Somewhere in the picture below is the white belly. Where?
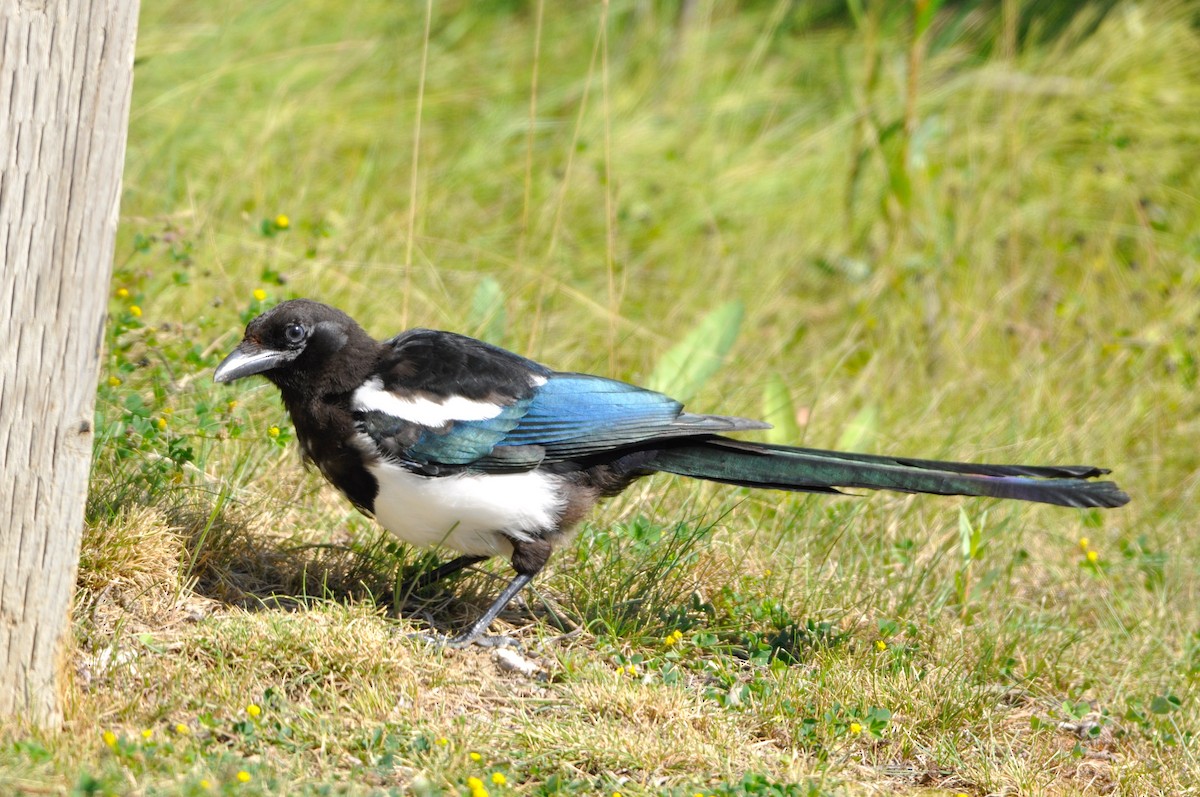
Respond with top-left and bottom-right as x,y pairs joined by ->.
365,459 -> 566,559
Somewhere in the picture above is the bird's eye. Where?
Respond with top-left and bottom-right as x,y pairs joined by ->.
284,323 -> 306,345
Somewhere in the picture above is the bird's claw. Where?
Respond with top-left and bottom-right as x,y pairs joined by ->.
405,630 -> 522,650
453,632 -> 521,650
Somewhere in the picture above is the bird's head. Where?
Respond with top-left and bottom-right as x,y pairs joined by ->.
214,299 -> 376,394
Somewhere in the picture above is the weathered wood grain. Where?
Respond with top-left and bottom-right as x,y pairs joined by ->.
0,0 -> 139,726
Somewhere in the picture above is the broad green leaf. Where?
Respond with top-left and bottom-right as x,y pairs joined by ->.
647,301 -> 743,404
761,374 -> 800,445
468,276 -> 506,345
836,405 -> 878,452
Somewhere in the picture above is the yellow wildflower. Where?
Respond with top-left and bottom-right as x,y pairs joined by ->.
129,305 -> 142,318
467,776 -> 488,797
115,287 -> 130,299
141,728 -> 153,740
226,400 -> 238,411
435,736 -> 448,746
1079,537 -> 1090,551
875,639 -> 888,651
268,426 -> 281,438
200,780 -> 212,790
156,417 -> 168,430
102,730 -> 117,748
491,772 -> 507,786
1087,549 -> 1099,563
107,376 -> 122,388
175,723 -> 189,735
246,703 -> 261,718
236,770 -> 251,783
849,722 -> 862,735
275,214 -> 290,229
469,751 -> 482,762
253,288 -> 267,302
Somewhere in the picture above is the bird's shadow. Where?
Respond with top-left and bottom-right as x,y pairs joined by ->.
165,493 -> 561,637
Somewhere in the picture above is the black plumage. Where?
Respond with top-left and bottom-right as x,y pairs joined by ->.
214,299 -> 1130,646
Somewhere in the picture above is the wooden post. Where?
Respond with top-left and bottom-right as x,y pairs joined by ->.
0,0 -> 139,726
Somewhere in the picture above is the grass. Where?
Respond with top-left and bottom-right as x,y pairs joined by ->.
4,0 -> 1200,794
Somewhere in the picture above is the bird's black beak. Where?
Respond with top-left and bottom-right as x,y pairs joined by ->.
214,341 -> 299,383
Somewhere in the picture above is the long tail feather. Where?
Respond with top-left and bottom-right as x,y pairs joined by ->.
775,445 -> 1110,480
651,438 -> 1129,509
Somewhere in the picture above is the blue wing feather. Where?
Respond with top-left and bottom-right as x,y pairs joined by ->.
362,370 -> 760,473
498,374 -> 683,453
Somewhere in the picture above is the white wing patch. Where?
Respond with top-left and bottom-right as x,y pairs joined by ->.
365,457 -> 565,559
352,377 -> 504,425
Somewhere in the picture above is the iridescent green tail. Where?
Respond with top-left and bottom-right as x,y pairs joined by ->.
652,439 -> 1129,509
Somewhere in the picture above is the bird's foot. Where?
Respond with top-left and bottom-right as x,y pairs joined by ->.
449,631 -> 521,650
405,572 -> 535,650
405,630 -> 522,650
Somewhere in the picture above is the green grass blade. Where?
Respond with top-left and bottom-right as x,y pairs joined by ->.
762,374 -> 801,445
647,300 -> 743,404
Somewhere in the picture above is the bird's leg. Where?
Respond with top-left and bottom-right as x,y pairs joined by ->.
410,536 -> 551,649
445,572 -> 534,648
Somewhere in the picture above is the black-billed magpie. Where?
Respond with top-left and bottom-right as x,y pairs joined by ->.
214,299 -> 1130,646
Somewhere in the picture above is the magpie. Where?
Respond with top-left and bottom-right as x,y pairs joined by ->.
214,299 -> 1130,646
